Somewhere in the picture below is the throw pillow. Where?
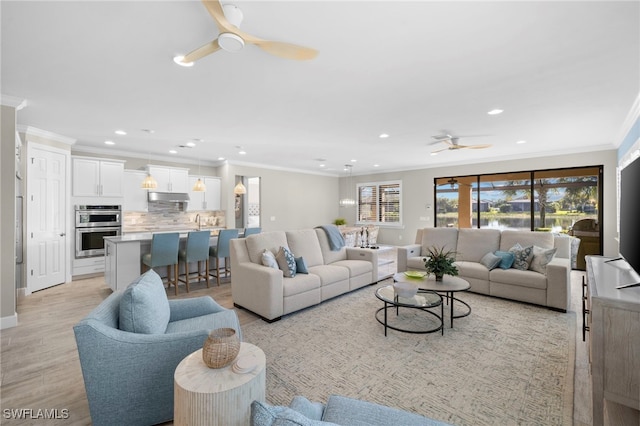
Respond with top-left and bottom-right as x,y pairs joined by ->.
509,243 -> 534,271
295,257 -> 309,274
276,246 -> 297,278
250,400 -> 338,426
119,269 -> 170,334
480,252 -> 502,270
261,249 -> 279,269
529,246 -> 557,274
494,250 -> 515,269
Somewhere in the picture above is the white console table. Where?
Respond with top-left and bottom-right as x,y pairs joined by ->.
585,256 -> 640,426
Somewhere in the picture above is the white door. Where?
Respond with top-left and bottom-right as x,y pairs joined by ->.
27,146 -> 67,292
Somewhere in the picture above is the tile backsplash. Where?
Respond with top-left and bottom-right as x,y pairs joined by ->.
123,210 -> 225,233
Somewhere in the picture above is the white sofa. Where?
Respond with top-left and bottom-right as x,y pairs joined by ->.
397,228 -> 572,312
230,229 -> 379,322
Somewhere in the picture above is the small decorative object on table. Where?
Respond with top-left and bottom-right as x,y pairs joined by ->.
423,246 -> 458,282
202,328 -> 241,369
393,281 -> 419,298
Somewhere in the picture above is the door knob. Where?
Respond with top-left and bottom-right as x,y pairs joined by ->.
59,233 -> 66,237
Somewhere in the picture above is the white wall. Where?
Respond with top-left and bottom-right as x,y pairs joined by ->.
347,150 -> 619,257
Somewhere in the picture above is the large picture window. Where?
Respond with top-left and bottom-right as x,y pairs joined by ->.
357,181 -> 401,226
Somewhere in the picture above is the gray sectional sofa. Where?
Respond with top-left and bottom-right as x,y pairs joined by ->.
230,229 -> 379,322
397,228 -> 572,312
251,395 -> 451,426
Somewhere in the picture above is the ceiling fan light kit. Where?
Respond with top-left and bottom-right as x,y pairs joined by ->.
218,32 -> 244,52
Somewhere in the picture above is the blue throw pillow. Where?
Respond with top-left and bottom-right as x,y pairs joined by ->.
119,269 -> 170,334
494,250 -> 515,269
295,257 -> 309,274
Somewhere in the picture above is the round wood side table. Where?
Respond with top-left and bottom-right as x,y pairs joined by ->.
174,342 -> 266,426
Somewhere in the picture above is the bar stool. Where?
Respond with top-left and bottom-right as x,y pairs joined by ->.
243,227 -> 262,237
141,233 -> 180,295
178,230 -> 211,292
209,229 -> 239,285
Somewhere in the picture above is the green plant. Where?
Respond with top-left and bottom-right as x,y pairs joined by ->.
423,246 -> 458,281
333,218 -> 347,226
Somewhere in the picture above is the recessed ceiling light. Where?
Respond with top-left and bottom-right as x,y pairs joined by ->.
319,164 -> 326,168
115,130 -> 127,135
516,140 -> 527,144
169,150 -> 178,154
104,140 -> 115,145
373,164 -> 380,167
185,141 -> 196,147
239,150 -> 247,155
173,55 -> 194,67
217,157 -> 225,161
350,159 -> 357,163
430,152 -> 438,156
487,109 -> 504,115
379,133 -> 389,139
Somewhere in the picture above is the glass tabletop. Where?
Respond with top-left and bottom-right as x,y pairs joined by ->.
375,285 -> 441,308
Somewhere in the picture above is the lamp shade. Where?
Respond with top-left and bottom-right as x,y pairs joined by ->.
141,173 -> 158,189
234,182 -> 247,195
192,178 -> 206,192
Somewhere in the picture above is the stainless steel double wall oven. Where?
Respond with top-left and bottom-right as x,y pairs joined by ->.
75,205 -> 122,258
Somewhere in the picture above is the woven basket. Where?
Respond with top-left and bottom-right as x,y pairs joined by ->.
202,328 -> 241,369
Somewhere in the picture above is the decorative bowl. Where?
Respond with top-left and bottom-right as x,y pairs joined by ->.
404,270 -> 427,279
202,328 -> 241,369
393,281 -> 418,298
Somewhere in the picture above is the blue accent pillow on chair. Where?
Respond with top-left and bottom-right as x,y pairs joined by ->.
119,269 -> 170,334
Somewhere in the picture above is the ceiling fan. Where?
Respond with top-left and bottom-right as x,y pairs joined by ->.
430,132 -> 492,154
175,0 -> 318,64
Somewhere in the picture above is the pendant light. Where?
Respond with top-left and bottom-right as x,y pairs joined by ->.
141,154 -> 158,189
339,164 -> 356,206
234,181 -> 247,195
192,158 -> 206,192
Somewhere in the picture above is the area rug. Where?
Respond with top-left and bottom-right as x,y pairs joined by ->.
242,281 -> 576,426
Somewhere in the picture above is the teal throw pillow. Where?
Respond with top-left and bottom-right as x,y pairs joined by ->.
295,257 -> 309,274
480,252 -> 502,270
276,246 -> 297,278
494,251 -> 515,269
119,269 -> 170,334
509,243 -> 534,271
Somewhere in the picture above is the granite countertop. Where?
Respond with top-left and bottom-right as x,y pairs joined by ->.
107,227 -> 224,243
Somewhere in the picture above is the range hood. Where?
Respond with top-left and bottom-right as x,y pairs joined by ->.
148,192 -> 190,203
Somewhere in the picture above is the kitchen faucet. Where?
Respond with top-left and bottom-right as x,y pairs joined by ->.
195,214 -> 201,230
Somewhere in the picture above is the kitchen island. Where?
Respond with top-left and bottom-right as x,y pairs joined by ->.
104,229 -> 222,292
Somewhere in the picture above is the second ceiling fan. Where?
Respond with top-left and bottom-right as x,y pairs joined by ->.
176,0 -> 318,64
430,132 -> 492,154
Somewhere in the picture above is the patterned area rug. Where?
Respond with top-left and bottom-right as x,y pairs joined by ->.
242,280 -> 576,426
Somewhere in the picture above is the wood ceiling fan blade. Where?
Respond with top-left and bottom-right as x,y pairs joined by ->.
201,0 -> 234,33
431,147 -> 450,154
248,39 -> 318,60
182,39 -> 221,63
467,144 -> 492,149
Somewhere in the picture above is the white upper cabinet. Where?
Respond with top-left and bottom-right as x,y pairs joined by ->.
73,157 -> 125,197
188,176 -> 221,211
147,165 -> 189,193
123,170 -> 148,212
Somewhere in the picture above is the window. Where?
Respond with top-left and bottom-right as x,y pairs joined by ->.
357,181 -> 401,226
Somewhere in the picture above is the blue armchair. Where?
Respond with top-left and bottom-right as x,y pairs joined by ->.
73,270 -> 242,426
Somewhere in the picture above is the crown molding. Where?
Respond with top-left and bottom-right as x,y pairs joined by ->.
0,94 -> 27,110
71,144 -> 224,168
616,92 -> 640,148
18,125 -> 76,145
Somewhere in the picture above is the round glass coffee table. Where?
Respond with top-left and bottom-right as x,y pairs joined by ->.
375,285 -> 443,336
393,272 -> 471,328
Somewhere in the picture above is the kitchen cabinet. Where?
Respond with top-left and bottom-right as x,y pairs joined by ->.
147,165 -> 189,193
123,170 -> 148,211
104,239 -> 141,291
188,176 -> 221,211
73,157 -> 125,197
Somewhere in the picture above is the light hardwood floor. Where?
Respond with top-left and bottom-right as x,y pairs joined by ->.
1,271 -> 591,425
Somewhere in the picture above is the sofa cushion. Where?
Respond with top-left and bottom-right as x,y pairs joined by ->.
262,249 -> 279,269
509,243 -> 534,271
276,246 -> 297,278
250,400 -> 337,426
315,229 -> 347,264
456,229 -> 501,262
490,268 -> 548,290
456,261 -> 490,281
282,274 -> 322,297
119,270 -> 170,334
308,265 -> 350,285
246,232 -> 289,264
286,230 -> 325,267
499,230 -> 554,251
494,250 -> 515,269
407,256 -> 427,271
421,228 -> 458,257
529,246 -> 557,274
480,252 -> 502,270
330,259 -> 372,277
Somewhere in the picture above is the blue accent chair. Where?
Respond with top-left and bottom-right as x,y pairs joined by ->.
73,270 -> 242,426
141,232 -> 180,294
243,227 -> 262,237
178,230 -> 211,292
210,229 -> 240,285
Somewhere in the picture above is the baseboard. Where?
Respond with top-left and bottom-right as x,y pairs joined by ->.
0,312 -> 18,330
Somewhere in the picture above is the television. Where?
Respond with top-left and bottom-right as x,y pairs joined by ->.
614,154 -> 640,288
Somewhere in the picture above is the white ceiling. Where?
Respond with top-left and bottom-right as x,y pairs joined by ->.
2,1 -> 639,176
